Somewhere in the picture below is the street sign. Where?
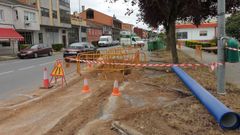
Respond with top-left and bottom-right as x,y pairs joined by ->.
51,61 -> 65,77
50,59 -> 67,87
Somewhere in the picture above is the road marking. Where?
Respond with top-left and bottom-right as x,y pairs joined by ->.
39,61 -> 55,66
18,66 -> 35,71
0,70 -> 14,76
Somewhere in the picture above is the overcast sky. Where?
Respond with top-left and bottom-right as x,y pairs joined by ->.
70,0 -> 149,30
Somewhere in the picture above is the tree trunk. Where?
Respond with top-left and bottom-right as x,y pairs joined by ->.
165,31 -> 171,51
167,20 -> 179,63
164,24 -> 171,51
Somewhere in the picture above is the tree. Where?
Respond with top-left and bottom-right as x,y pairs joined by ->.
226,12 -> 240,40
107,0 -> 240,63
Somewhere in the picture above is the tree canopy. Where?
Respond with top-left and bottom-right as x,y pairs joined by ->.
108,0 -> 240,63
226,12 -> 240,40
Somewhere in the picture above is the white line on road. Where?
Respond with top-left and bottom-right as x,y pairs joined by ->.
39,61 -> 55,66
18,66 -> 35,71
0,70 -> 14,76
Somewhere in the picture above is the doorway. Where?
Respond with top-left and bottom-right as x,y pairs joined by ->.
62,35 -> 66,48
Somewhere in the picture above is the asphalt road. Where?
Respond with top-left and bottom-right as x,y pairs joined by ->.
0,46 -> 119,100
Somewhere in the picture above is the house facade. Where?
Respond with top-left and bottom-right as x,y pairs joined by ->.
69,13 -> 87,44
79,8 -> 122,41
19,0 -> 71,47
121,23 -> 134,33
176,23 -> 217,42
0,0 -> 39,55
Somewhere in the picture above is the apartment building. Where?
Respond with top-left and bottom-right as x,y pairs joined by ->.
19,0 -> 71,47
0,0 -> 39,55
134,27 -> 148,39
122,23 -> 134,33
112,16 -> 122,40
79,8 -> 122,41
69,13 -> 88,44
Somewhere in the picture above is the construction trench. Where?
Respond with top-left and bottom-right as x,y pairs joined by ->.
0,47 -> 239,135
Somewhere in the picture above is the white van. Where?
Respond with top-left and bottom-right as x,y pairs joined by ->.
98,36 -> 113,47
132,36 -> 145,47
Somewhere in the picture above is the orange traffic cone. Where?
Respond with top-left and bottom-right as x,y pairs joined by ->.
112,80 -> 121,96
82,78 -> 90,93
42,67 -> 51,89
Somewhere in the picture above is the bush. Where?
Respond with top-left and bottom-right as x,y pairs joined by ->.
19,44 -> 30,50
52,44 -> 63,51
185,40 -> 217,49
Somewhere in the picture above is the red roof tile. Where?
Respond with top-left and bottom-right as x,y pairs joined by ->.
176,23 -> 217,29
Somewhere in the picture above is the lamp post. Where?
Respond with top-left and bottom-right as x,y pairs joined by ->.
199,0 -> 226,94
217,0 -> 226,94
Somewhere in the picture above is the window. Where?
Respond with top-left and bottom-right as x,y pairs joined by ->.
177,32 -> 188,39
59,0 -> 70,7
0,41 -> 10,47
81,27 -> 87,33
41,7 -> 49,17
19,32 -> 33,44
82,37 -> 87,42
39,33 -> 43,43
60,9 -> 70,23
24,11 -> 35,22
15,10 -> 18,20
0,10 -> 4,21
200,31 -> 208,36
86,10 -> 94,19
52,10 -> 57,19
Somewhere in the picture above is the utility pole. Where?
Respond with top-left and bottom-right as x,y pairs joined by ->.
79,0 -> 81,13
217,0 -> 226,94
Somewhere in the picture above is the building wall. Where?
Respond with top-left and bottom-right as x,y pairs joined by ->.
87,28 -> 102,43
13,6 -> 40,31
0,4 -> 14,26
176,27 -> 216,41
134,27 -> 143,38
80,26 -> 87,42
36,26 -> 62,46
80,9 -> 113,26
122,23 -> 133,32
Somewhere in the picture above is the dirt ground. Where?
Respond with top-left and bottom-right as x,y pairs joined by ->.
0,50 -> 239,135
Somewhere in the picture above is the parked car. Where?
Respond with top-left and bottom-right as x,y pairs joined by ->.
63,42 -> 98,62
98,36 -> 113,47
113,40 -> 120,46
17,44 -> 53,59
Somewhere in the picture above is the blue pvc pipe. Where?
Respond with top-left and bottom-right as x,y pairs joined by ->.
172,66 -> 240,130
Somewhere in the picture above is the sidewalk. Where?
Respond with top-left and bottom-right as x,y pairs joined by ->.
180,46 -> 240,88
0,55 -> 17,61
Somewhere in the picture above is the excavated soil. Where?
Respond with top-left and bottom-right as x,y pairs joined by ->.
0,50 -> 239,135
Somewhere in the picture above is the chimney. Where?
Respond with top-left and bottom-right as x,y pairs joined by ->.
82,6 -> 85,12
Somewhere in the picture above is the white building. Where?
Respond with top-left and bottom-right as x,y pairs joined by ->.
176,23 -> 217,42
0,0 -> 39,55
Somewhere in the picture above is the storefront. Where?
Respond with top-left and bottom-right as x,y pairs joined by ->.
0,28 -> 24,55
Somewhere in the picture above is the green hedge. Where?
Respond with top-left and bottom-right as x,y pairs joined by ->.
19,44 -> 30,50
185,40 -> 216,49
52,44 -> 63,51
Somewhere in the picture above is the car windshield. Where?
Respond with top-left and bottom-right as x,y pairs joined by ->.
30,45 -> 39,49
100,38 -> 108,41
69,43 -> 84,49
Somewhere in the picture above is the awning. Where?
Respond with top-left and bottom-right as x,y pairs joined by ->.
0,28 -> 24,41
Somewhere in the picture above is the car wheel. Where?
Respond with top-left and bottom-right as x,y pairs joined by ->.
48,51 -> 53,56
19,56 -> 24,59
34,53 -> 38,58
